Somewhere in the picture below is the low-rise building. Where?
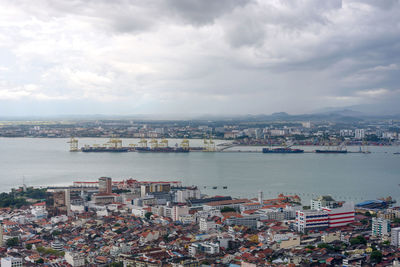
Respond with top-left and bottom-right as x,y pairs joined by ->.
65,251 -> 86,267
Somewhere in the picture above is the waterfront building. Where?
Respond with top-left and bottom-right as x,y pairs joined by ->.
203,199 -> 250,211
174,187 -> 201,203
372,217 -> 391,237
391,227 -> 400,247
311,195 -> 340,210
140,183 -> 171,197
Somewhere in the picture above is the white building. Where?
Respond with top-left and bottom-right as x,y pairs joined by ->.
65,251 -> 85,267
391,227 -> 400,247
340,129 -> 353,137
132,206 -> 148,218
311,196 -> 339,210
179,214 -> 195,224
189,242 -> 220,256
175,187 -> 201,203
1,257 -> 23,267
372,217 -> 391,237
355,129 -> 365,139
51,215 -> 68,224
199,217 -> 218,232
31,202 -> 48,220
164,206 -> 189,221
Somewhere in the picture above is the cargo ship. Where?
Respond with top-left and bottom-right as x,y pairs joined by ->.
262,147 -> 304,153
315,149 -> 347,153
81,146 -> 129,152
135,147 -> 189,153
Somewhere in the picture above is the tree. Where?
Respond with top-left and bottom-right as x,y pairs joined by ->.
221,207 -> 236,213
6,237 -> 19,247
144,212 -> 153,220
110,262 -> 123,267
317,243 -> 333,250
350,235 -> 367,245
26,243 -> 32,250
370,250 -> 382,263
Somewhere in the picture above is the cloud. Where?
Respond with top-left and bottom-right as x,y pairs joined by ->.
0,0 -> 399,115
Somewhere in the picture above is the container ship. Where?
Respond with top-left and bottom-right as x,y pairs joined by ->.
262,147 -> 304,153
315,149 -> 347,153
81,146 -> 129,152
135,147 -> 189,153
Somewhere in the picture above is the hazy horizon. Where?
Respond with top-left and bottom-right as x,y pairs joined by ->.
1,0 -> 400,116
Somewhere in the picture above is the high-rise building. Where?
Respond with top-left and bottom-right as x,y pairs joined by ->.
99,177 -> 112,194
0,223 -> 3,247
258,191 -> 263,204
372,217 -> 391,237
391,227 -> 400,247
355,129 -> 365,139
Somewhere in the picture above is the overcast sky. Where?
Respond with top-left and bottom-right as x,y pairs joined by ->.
0,0 -> 399,116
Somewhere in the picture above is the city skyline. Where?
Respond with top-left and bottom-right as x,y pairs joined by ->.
0,0 -> 400,116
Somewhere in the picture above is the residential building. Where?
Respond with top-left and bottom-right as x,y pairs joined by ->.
372,217 -> 391,237
99,177 -> 112,194
189,242 -> 220,256
199,217 -> 217,232
1,257 -> 23,267
65,251 -> 85,267
355,129 -> 365,139
391,227 -> 400,247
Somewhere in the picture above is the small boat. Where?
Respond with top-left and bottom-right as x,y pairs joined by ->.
223,186 -> 228,189
212,186 -> 217,189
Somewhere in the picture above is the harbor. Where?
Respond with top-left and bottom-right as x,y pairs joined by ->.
1,137 -> 400,202
67,137 -> 377,154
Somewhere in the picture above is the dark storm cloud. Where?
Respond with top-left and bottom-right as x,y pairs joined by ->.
0,0 -> 400,115
164,0 -> 251,25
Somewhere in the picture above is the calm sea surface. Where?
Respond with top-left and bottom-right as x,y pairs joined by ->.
1,138 -> 399,204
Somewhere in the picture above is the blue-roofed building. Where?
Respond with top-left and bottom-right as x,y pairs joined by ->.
356,200 -> 387,210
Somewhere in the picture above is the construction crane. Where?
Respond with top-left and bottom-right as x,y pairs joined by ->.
107,136 -> 123,148
338,141 -> 347,151
361,139 -> 371,153
181,138 -> 190,150
159,138 -> 168,148
67,137 -> 79,152
149,139 -> 158,149
203,136 -> 216,152
138,138 -> 148,148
